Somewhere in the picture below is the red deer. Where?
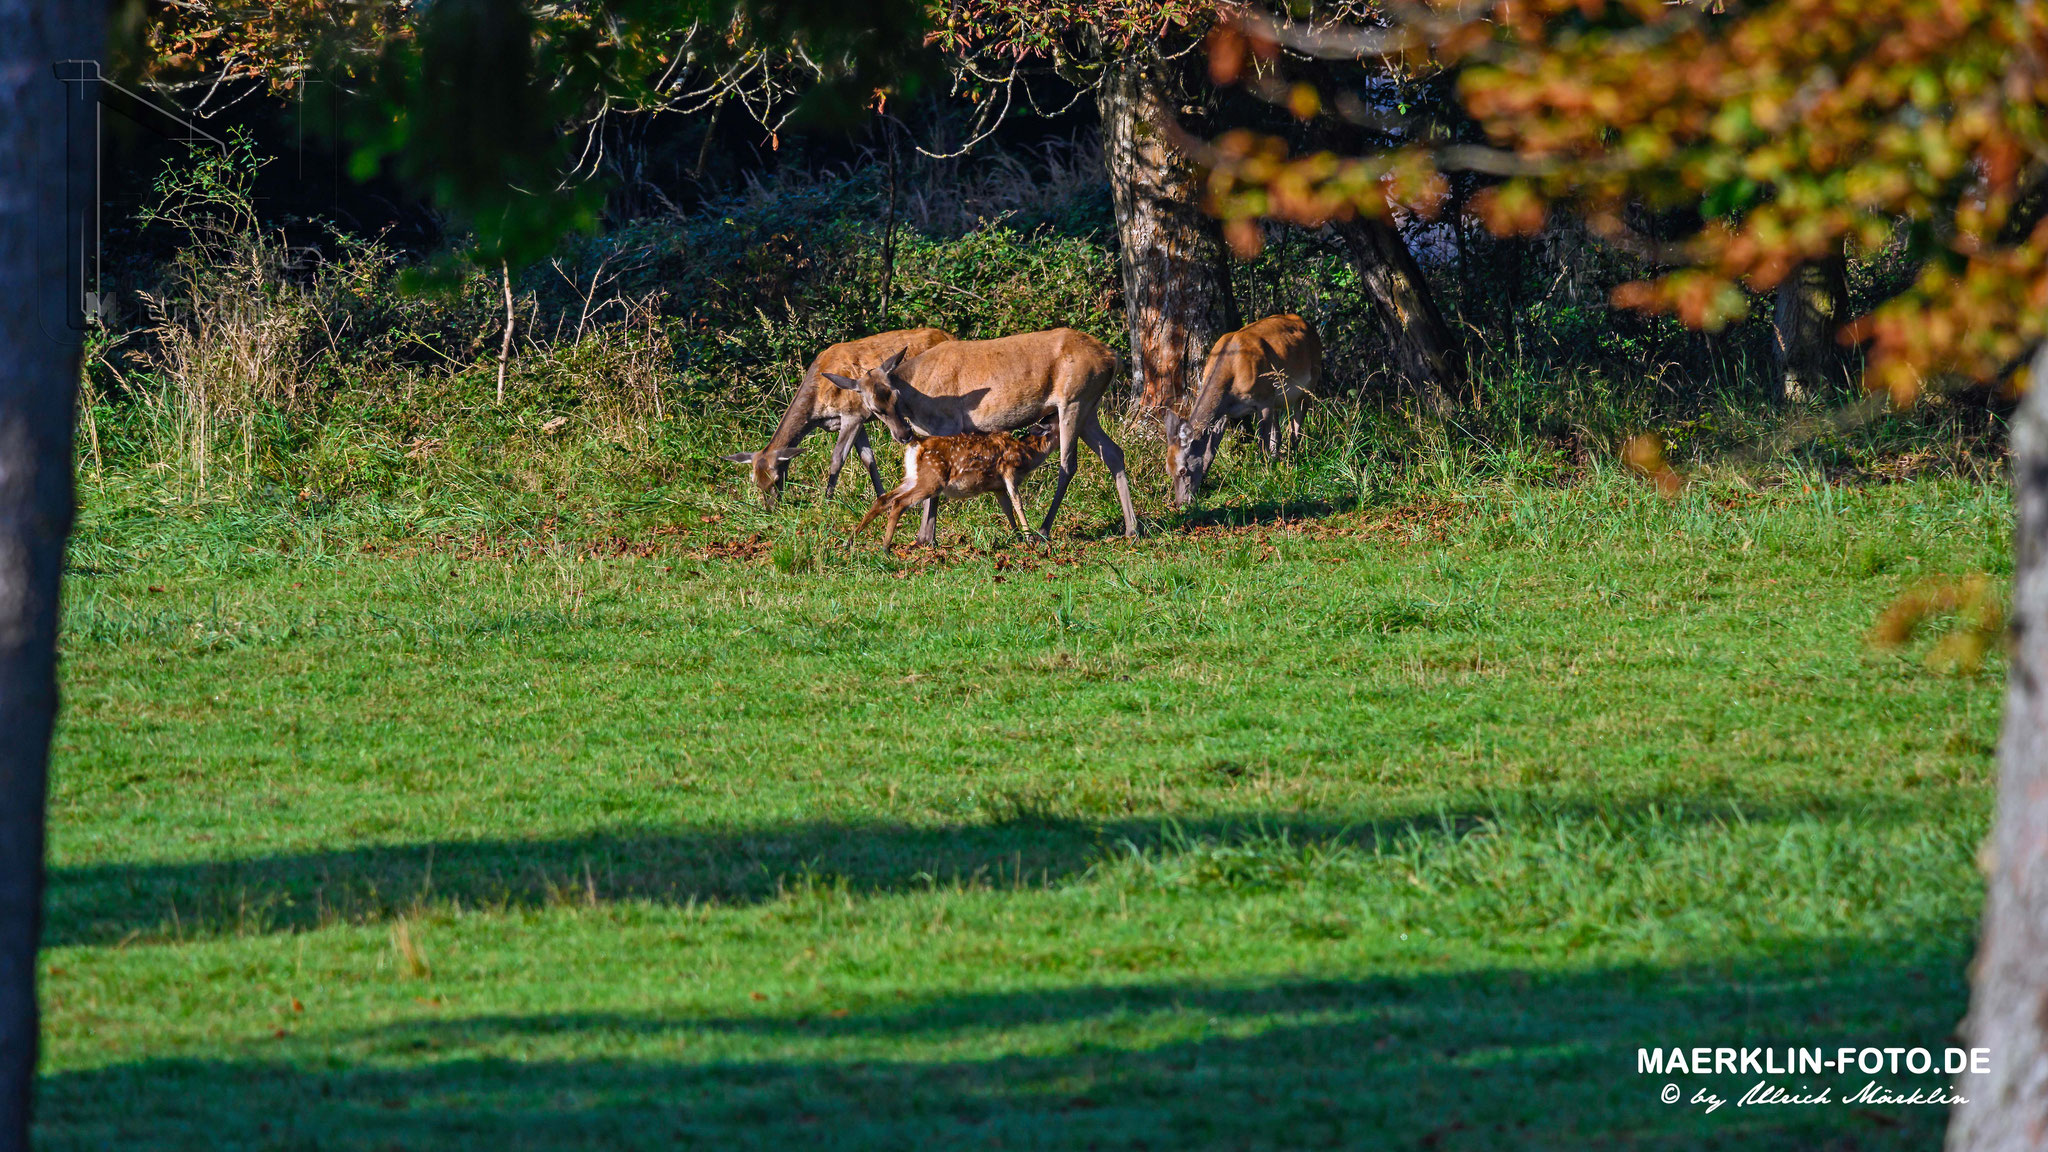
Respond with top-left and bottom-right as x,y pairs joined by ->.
824,328 -> 1141,543
1164,314 -> 1323,507
850,425 -> 1058,550
723,327 -> 953,509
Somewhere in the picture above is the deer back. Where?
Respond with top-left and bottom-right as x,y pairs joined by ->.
1188,314 -> 1319,436
875,328 -> 1116,437
1008,426 -> 1058,474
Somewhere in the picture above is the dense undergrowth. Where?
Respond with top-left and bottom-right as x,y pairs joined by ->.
78,133 -> 2008,569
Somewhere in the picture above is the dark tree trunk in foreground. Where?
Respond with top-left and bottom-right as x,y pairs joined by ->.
1771,248 -> 1849,403
1947,345 -> 2048,1152
0,1 -> 94,1146
1098,52 -> 1237,413
1332,216 -> 1464,417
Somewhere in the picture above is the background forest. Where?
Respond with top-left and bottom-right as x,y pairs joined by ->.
77,18 -> 2000,539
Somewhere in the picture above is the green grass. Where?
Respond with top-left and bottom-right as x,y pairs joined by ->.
42,450 -> 2009,1149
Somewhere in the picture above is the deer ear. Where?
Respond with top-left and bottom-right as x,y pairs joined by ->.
721,452 -> 757,463
773,446 -> 806,460
879,348 -> 908,374
821,373 -> 861,392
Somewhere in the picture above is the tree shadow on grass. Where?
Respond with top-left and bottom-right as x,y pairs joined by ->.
48,793 -> 1936,948
1173,497 -> 1356,532
38,958 -> 1963,1150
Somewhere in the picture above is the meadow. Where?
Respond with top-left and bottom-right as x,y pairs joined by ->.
35,127 -> 2022,1147
37,406 -> 2009,1149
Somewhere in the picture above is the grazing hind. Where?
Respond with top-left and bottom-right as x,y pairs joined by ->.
850,425 -> 1057,551
722,327 -> 954,509
1165,314 -> 1323,507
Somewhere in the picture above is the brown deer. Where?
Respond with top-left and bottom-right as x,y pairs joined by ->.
823,328 -> 1141,543
723,327 -> 953,509
1164,314 -> 1323,507
850,424 -> 1058,550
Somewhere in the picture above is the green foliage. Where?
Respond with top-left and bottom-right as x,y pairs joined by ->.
882,227 -> 1121,340
350,0 -> 598,270
345,0 -> 932,266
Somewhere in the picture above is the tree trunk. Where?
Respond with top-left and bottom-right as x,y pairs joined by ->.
1772,248 -> 1849,403
1,2 -> 95,1146
1947,346 -> 2048,1152
1097,52 -> 1237,414
1332,216 -> 1464,417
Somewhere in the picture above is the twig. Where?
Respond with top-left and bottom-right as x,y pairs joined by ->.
497,260 -> 515,404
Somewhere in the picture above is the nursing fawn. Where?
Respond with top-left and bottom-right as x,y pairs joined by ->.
851,425 -> 1057,550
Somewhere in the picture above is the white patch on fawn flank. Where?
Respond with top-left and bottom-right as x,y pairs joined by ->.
901,444 -> 921,489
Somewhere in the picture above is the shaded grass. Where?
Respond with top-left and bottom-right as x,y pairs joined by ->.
46,960 -> 1961,1150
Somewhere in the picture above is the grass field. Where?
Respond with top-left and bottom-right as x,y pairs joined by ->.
39,438 -> 2010,1149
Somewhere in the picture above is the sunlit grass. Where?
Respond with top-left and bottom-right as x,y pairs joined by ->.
40,451 -> 2006,1149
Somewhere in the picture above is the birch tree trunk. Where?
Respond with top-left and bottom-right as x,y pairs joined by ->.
1947,344 -> 2048,1152
1772,248 -> 1849,404
1332,215 -> 1464,417
0,1 -> 95,1146
1097,51 -> 1237,413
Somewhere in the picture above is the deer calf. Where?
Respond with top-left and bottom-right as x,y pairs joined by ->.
851,425 -> 1057,550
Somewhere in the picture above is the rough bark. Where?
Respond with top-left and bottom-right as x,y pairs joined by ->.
1331,216 -> 1464,417
1772,249 -> 1849,403
1947,346 -> 2048,1152
1,0 -> 95,1146
1097,51 -> 1237,414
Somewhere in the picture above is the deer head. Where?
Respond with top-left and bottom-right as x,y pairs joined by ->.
1163,410 -> 1218,508
823,348 -> 913,444
1015,418 -> 1058,465
722,446 -> 807,509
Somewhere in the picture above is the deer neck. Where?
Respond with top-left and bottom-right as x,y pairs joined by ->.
1187,349 -> 1242,437
881,375 -> 961,438
766,375 -> 827,453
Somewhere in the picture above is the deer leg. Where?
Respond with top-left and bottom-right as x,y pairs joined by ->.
881,500 -> 908,551
853,468 -> 921,544
852,426 -> 886,499
999,475 -> 1029,534
1078,412 -> 1141,539
823,421 -> 861,499
914,496 -> 940,547
766,420 -> 819,511
1036,408 -> 1084,539
1259,409 -> 1281,458
852,494 -> 895,542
